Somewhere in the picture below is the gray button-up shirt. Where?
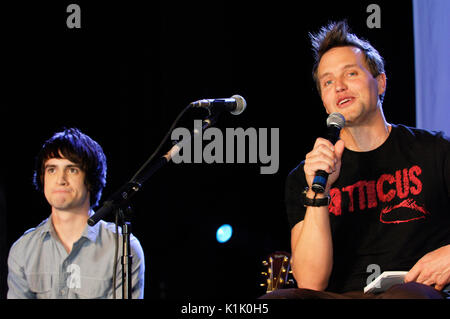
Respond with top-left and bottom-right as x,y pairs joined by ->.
7,216 -> 145,299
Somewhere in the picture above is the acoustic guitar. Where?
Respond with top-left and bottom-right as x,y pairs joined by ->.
260,251 -> 295,293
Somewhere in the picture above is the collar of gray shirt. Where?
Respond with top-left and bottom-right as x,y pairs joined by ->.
36,210 -> 100,244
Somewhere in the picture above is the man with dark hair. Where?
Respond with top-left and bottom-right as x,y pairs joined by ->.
7,128 -> 145,299
262,21 -> 450,299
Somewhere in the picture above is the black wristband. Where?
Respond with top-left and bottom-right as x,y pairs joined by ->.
301,187 -> 330,207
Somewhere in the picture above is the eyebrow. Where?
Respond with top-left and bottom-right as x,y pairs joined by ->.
318,64 -> 359,80
44,163 -> 80,169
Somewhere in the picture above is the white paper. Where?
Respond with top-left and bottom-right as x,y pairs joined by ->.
364,271 -> 408,294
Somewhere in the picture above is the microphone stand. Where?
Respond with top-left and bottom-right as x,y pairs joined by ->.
87,104 -> 225,299
112,207 -> 133,299
121,218 -> 132,299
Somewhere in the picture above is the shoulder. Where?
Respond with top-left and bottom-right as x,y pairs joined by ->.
8,219 -> 48,259
390,124 -> 450,157
286,161 -> 306,186
285,161 -> 308,204
393,124 -> 450,144
96,220 -> 144,258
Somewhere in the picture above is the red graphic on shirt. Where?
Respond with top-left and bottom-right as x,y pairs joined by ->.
380,198 -> 430,224
328,165 -> 429,224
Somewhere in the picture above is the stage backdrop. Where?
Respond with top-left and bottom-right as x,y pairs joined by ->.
1,1 -> 418,299
413,0 -> 450,135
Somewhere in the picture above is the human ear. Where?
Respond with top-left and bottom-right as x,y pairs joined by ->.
376,73 -> 387,95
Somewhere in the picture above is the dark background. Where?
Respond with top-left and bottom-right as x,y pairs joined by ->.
1,0 -> 415,299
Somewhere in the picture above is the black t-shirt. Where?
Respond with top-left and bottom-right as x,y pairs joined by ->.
286,124 -> 450,293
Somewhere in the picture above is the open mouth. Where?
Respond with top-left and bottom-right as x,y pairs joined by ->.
336,97 -> 355,108
380,199 -> 430,224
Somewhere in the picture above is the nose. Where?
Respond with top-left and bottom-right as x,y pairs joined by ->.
335,77 -> 347,92
56,171 -> 68,185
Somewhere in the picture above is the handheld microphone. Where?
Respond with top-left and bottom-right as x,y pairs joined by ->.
190,95 -> 247,115
311,112 -> 346,193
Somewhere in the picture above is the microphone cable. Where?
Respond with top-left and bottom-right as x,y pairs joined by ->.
129,103 -> 195,183
111,102 -> 201,298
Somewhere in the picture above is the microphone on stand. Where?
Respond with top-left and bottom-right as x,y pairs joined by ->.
190,95 -> 247,115
88,94 -> 247,226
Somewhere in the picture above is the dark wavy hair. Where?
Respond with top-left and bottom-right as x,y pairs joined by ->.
33,128 -> 107,208
310,20 -> 386,103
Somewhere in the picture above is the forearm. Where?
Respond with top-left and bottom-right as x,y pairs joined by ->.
291,193 -> 333,290
290,137 -> 344,291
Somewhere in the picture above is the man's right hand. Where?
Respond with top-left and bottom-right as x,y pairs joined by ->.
304,138 -> 345,194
